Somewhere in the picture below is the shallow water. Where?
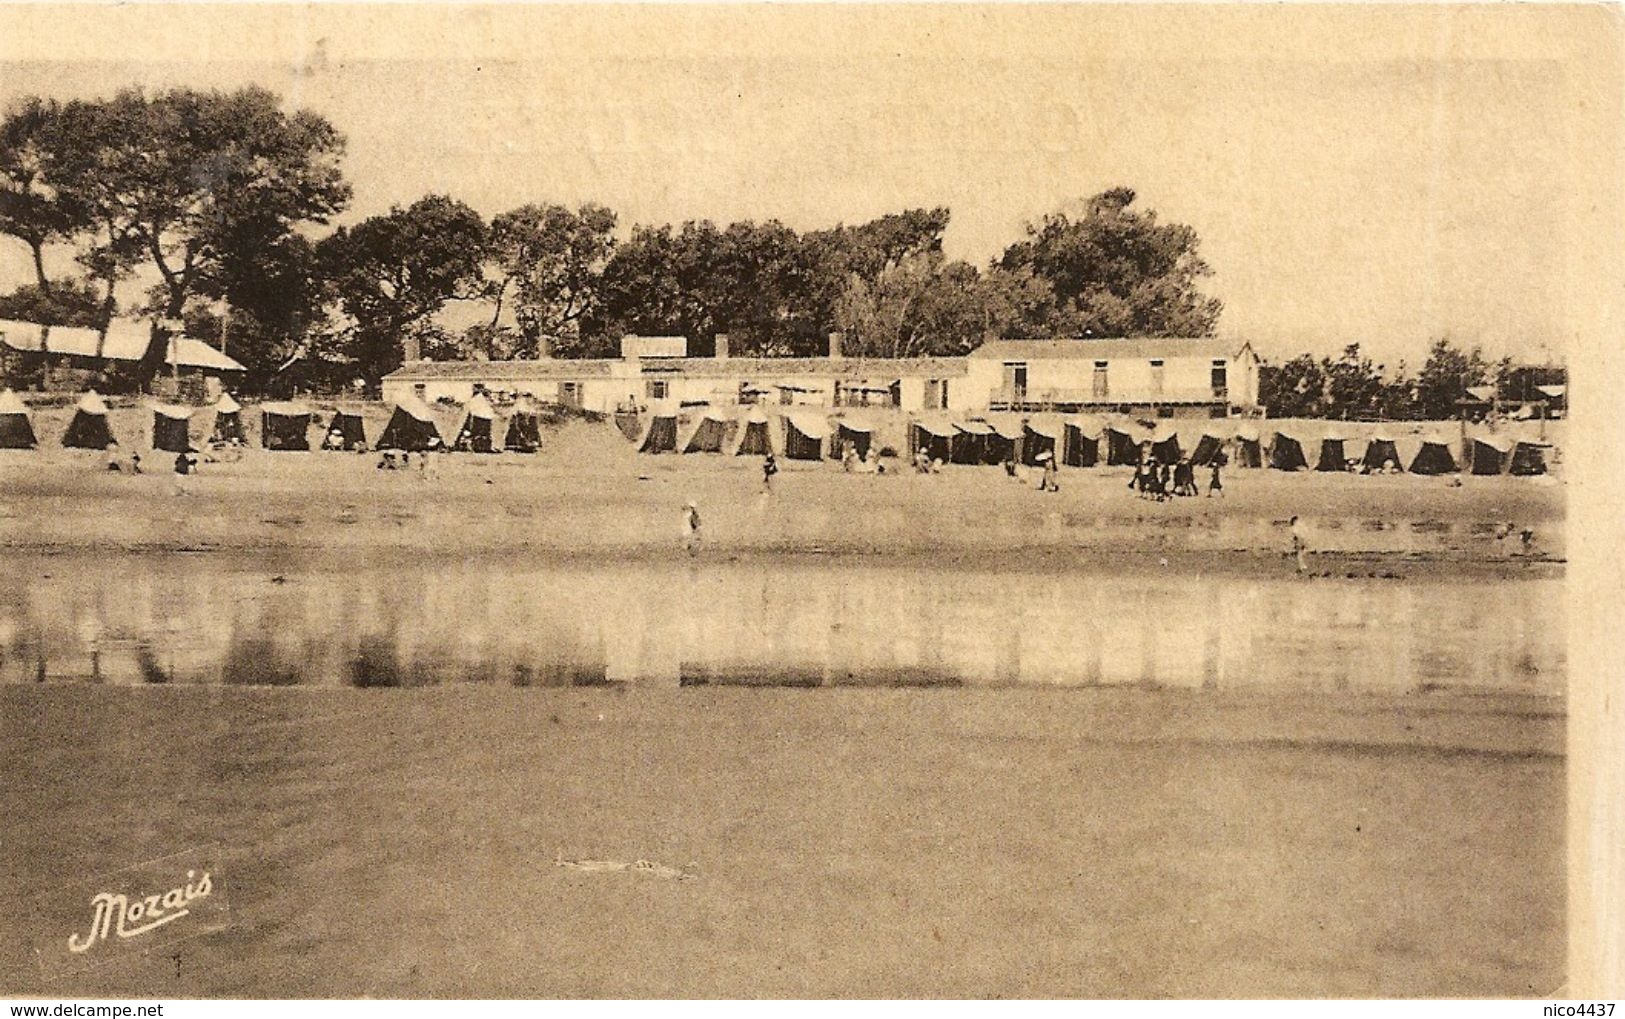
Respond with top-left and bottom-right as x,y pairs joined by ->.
0,554 -> 1563,696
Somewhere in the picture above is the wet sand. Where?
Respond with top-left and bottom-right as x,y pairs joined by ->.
0,684 -> 1563,997
0,422 -> 1568,996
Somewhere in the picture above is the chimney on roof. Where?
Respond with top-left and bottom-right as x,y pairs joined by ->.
402,333 -> 421,363
829,331 -> 844,359
715,333 -> 729,360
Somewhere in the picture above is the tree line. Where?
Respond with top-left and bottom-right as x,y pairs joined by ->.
1258,340 -> 1563,422
2,85 -> 1557,420
0,85 -> 1220,393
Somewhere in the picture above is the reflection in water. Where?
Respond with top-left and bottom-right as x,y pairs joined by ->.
0,556 -> 1564,695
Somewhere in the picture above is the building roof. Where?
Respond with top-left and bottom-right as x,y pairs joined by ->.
387,359 -> 618,381
970,338 -> 1250,361
384,355 -> 969,382
0,318 -> 245,371
632,356 -> 968,379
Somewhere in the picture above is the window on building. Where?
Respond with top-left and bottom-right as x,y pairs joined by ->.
1003,362 -> 1028,399
646,379 -> 668,400
412,383 -> 427,400
1149,359 -> 1165,394
925,379 -> 949,410
1211,359 -> 1228,395
560,382 -> 579,407
1092,361 -> 1109,398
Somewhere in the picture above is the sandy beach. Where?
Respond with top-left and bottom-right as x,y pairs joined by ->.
0,416 -> 1567,997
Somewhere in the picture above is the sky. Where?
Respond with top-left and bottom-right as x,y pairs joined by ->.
1,4 -> 1619,367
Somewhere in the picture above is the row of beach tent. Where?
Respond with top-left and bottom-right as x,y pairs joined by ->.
0,390 -> 546,455
631,405 -> 1553,476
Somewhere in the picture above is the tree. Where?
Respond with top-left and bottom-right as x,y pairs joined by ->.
833,253 -> 1033,358
1258,354 -> 1327,418
485,203 -> 616,358
594,219 -> 818,357
998,187 -> 1221,337
0,98 -> 93,296
318,194 -> 488,386
43,86 -> 350,381
1321,344 -> 1386,420
1414,337 -> 1491,420
0,277 -> 104,328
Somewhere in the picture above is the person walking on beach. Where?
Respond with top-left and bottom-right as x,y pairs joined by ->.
1290,514 -> 1310,573
681,500 -> 702,556
1207,456 -> 1224,497
761,452 -> 778,493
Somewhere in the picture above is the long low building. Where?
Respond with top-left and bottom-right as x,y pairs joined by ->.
381,333 -> 1263,418
0,318 -> 246,377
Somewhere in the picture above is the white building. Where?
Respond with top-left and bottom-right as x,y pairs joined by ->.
967,338 -> 1260,418
383,333 -> 971,415
381,334 -> 1261,418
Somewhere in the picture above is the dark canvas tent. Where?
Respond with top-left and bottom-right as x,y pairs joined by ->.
951,419 -> 992,464
453,394 -> 498,453
1408,433 -> 1459,475
985,415 -> 1024,464
1315,429 -> 1351,472
152,404 -> 194,453
1022,416 -> 1063,466
734,408 -> 774,456
912,417 -> 954,463
1510,441 -> 1551,476
210,392 -> 244,443
638,406 -> 679,454
0,388 -> 37,449
1105,423 -> 1142,466
783,412 -> 828,461
62,391 -> 114,449
1231,426 -> 1263,468
833,420 -> 873,461
261,401 -> 315,451
503,399 -> 541,452
1269,429 -> 1309,471
1362,434 -> 1403,473
1189,428 -> 1226,467
1469,434 -> 1513,475
376,397 -> 440,452
323,409 -> 367,451
1062,416 -> 1101,467
1150,424 -> 1182,465
683,408 -> 734,453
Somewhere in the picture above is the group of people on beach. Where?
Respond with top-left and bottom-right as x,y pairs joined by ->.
1131,455 -> 1224,501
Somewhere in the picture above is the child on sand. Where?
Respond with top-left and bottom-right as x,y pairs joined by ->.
1038,451 -> 1059,492
761,453 -> 778,492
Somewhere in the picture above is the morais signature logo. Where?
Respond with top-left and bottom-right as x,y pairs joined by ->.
67,870 -> 213,953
